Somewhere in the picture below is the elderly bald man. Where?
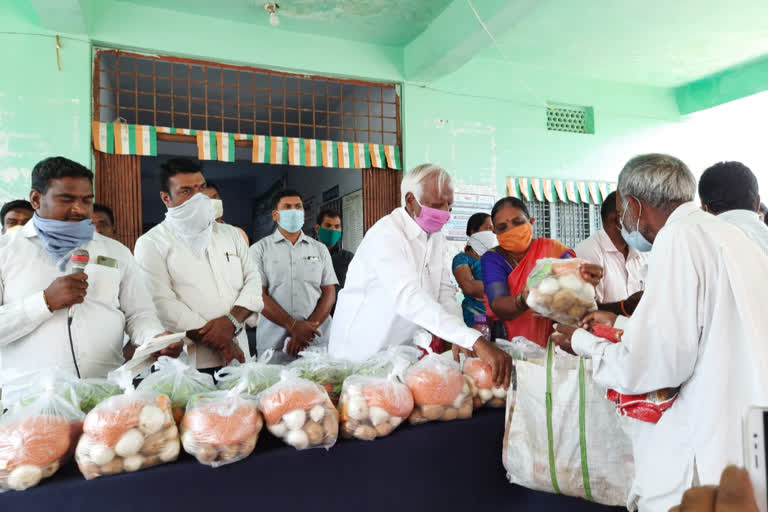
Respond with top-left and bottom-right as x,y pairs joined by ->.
553,154 -> 768,512
328,163 -> 512,388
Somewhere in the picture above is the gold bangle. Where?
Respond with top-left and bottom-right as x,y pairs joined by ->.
42,290 -> 53,312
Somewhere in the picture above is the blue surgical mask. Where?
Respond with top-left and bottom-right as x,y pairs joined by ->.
278,209 -> 305,233
32,213 -> 95,269
620,197 -> 653,252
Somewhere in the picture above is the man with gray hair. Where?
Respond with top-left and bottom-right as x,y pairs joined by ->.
329,164 -> 512,388
552,153 -> 768,511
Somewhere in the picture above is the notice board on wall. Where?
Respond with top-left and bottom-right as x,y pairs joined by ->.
342,189 -> 364,253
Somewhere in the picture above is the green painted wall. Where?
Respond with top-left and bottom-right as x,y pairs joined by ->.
0,0 -> 91,202
402,57 -> 685,195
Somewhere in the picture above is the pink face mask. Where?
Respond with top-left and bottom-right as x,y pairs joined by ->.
413,200 -> 451,233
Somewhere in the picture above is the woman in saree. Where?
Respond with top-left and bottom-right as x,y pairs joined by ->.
481,197 -> 602,346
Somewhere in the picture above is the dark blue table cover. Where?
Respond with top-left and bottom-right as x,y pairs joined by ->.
0,408 -> 626,512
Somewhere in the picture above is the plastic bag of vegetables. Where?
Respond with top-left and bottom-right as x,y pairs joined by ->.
136,357 -> 215,424
354,346 -> 421,378
180,386 -> 262,467
339,355 -> 414,440
75,370 -> 180,480
65,379 -> 122,414
462,340 -> 523,409
258,370 -> 339,450
0,375 -> 85,492
525,258 -> 598,326
287,348 -> 354,405
405,352 -> 473,424
215,350 -> 283,396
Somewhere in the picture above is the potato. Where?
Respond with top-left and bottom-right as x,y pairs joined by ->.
408,406 -> 425,425
322,410 -> 339,442
140,430 -> 167,456
240,433 -> 258,456
195,444 -> 218,464
219,444 -> 239,460
421,404 -> 445,421
489,398 -> 506,408
353,425 -> 377,441
304,421 -> 324,445
99,458 -> 124,475
567,305 -> 588,319
473,396 -> 484,409
375,422 -> 393,437
458,399 -> 473,419
551,289 -> 576,311
143,455 -> 160,468
441,407 -> 458,421
341,421 -> 356,439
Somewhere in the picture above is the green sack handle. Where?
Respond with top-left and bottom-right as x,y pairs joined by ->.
545,340 -> 593,501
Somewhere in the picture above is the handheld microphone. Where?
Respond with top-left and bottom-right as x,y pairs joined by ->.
68,249 -> 89,320
67,249 -> 89,378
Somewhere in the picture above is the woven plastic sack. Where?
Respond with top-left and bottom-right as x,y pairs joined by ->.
503,342 -> 634,507
525,258 -> 597,325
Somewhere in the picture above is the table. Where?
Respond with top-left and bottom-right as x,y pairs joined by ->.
0,408 -> 626,512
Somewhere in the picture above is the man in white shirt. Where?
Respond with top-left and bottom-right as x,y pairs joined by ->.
134,158 -> 263,371
1,200 -> 33,235
698,161 -> 768,254
328,164 -> 512,387
552,154 -> 768,512
575,191 -> 647,305
0,157 -> 171,378
251,190 -> 338,364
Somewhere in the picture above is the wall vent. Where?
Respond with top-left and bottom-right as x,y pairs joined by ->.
546,103 -> 594,134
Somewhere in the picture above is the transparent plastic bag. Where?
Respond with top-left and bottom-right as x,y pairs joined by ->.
355,346 -> 421,378
404,352 -> 472,424
66,379 -> 122,414
257,370 -> 339,450
525,258 -> 597,326
462,339 -> 533,409
215,350 -> 283,396
75,370 -> 180,480
287,348 -> 355,405
339,355 -> 414,441
136,357 -> 215,424
0,373 -> 85,492
181,387 -> 262,467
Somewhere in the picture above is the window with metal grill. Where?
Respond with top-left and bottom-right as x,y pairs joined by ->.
523,201 -> 601,248
94,50 -> 399,145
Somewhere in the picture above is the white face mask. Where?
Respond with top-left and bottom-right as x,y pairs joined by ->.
468,231 -> 497,257
165,193 -> 214,255
211,199 -> 224,220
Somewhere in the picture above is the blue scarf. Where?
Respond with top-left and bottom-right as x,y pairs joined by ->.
32,213 -> 94,269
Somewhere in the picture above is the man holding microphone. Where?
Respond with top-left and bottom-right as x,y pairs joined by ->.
0,157 -> 175,378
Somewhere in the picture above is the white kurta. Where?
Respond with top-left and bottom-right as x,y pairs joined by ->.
572,202 -> 768,512
328,207 -> 480,363
0,221 -> 164,378
718,209 -> 768,255
574,229 -> 647,303
134,221 -> 263,369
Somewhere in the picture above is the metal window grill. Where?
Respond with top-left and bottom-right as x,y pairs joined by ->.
546,104 -> 594,134
94,49 -> 399,145
524,201 -> 598,247
524,200 -> 551,240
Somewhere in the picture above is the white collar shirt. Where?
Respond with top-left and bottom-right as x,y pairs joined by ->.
572,203 -> 768,508
574,229 -> 647,303
0,221 -> 164,378
718,209 -> 768,255
328,208 -> 480,363
134,220 -> 263,369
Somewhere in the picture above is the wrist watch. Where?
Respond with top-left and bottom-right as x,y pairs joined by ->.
226,313 -> 244,336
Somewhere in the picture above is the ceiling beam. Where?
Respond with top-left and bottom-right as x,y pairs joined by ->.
675,55 -> 768,115
27,0 -> 87,34
403,0 -> 539,83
